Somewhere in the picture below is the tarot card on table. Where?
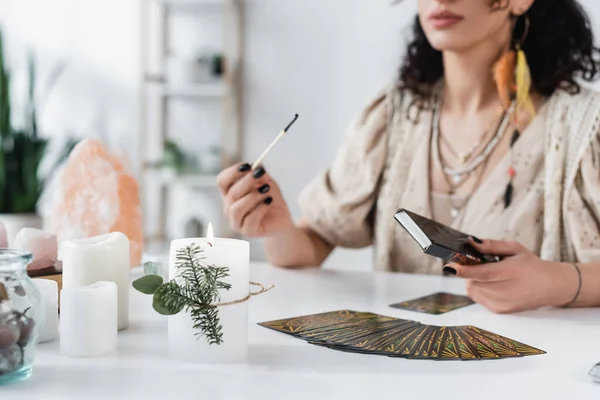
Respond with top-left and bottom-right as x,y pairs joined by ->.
390,292 -> 475,315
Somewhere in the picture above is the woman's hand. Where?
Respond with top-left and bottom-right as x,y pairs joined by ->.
444,238 -> 580,314
217,163 -> 294,237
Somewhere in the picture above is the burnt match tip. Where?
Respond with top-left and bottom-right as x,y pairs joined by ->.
284,114 -> 300,132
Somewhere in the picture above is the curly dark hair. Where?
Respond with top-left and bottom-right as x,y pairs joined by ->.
399,0 -> 600,114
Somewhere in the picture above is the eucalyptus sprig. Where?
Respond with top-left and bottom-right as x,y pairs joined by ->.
133,244 -> 232,345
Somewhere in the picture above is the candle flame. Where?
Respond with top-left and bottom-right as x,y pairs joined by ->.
207,222 -> 214,247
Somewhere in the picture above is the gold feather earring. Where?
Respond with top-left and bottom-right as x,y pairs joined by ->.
493,13 -> 535,209
493,14 -> 535,124
514,15 -> 535,126
493,50 -> 516,111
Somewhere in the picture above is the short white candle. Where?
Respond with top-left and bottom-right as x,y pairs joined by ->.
60,281 -> 118,357
168,224 -> 250,363
33,279 -> 58,343
61,232 -> 130,330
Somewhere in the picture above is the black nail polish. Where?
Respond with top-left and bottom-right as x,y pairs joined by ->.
443,266 -> 457,276
264,197 -> 273,205
472,236 -> 483,244
258,184 -> 270,194
238,163 -> 251,172
253,167 -> 265,179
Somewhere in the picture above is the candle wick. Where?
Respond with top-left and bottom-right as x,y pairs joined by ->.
208,242 -> 213,248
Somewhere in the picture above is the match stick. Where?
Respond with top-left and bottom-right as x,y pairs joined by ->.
251,114 -> 299,170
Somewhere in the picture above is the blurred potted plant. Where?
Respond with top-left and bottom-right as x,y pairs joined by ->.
160,139 -> 186,179
0,30 -> 76,243
156,140 -> 222,178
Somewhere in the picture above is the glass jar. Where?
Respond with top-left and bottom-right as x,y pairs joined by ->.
0,250 -> 42,385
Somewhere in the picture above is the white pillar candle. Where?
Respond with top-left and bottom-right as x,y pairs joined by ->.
61,232 -> 130,330
168,227 -> 250,363
60,281 -> 118,357
33,279 -> 58,343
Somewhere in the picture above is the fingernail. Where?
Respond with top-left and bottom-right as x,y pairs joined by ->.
253,167 -> 265,179
264,197 -> 273,205
238,163 -> 251,172
472,236 -> 483,244
258,184 -> 270,194
443,266 -> 457,276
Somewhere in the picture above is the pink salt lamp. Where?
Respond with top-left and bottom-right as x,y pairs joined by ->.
46,139 -> 143,267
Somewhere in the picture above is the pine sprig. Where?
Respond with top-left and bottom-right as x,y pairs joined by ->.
176,244 -> 232,344
191,307 -> 224,345
132,244 -> 232,345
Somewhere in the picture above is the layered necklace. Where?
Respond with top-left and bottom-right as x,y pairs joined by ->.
439,134 -> 486,166
431,94 -> 516,219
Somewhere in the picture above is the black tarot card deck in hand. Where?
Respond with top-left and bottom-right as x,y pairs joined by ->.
259,310 -> 546,360
394,209 -> 499,265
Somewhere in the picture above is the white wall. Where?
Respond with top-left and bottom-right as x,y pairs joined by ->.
1,0 -> 600,271
0,0 -> 140,165
241,0 -> 414,270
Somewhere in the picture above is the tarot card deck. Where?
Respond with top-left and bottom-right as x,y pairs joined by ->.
259,310 -> 546,360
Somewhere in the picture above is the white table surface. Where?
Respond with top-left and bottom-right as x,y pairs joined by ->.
3,263 -> 600,399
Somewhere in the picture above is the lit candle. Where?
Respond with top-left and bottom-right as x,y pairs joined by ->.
168,223 -> 250,363
61,232 -> 130,330
33,279 -> 58,343
59,281 -> 118,357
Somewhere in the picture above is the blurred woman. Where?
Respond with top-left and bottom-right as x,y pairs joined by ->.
217,0 -> 600,313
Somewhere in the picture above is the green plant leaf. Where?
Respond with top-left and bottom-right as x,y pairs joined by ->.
143,261 -> 161,276
0,28 -> 75,213
152,282 -> 185,315
0,30 -> 11,138
26,53 -> 36,138
132,275 -> 163,295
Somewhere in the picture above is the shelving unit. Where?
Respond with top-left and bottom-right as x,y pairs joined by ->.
160,82 -> 227,98
158,0 -> 228,7
139,0 -> 244,242
161,173 -> 219,188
